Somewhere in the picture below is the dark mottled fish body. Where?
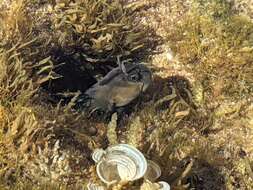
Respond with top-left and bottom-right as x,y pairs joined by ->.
76,63 -> 152,114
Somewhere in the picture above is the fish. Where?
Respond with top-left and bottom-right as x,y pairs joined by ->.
75,62 -> 152,116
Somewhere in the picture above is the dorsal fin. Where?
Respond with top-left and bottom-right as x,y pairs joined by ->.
98,67 -> 122,85
98,63 -> 140,86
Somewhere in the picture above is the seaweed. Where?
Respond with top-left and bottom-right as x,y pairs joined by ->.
0,0 -> 160,97
0,0 -> 253,189
166,0 -> 253,102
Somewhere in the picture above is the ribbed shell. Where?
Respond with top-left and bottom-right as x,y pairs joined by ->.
94,144 -> 147,184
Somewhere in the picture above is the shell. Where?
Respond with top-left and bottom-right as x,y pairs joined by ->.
92,149 -> 106,163
87,182 -> 106,190
96,157 -> 123,184
144,160 -> 161,182
158,181 -> 170,190
96,144 -> 147,184
111,154 -> 137,180
140,180 -> 160,190
140,180 -> 170,190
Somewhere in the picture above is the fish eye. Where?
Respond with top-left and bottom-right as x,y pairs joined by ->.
128,73 -> 140,82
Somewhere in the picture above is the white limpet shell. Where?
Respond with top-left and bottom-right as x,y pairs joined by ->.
92,149 -> 106,163
141,180 -> 170,190
108,144 -> 147,180
113,154 -> 137,180
87,182 -> 106,190
140,180 -> 160,190
144,160 -> 162,182
96,144 -> 147,184
158,181 -> 171,190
